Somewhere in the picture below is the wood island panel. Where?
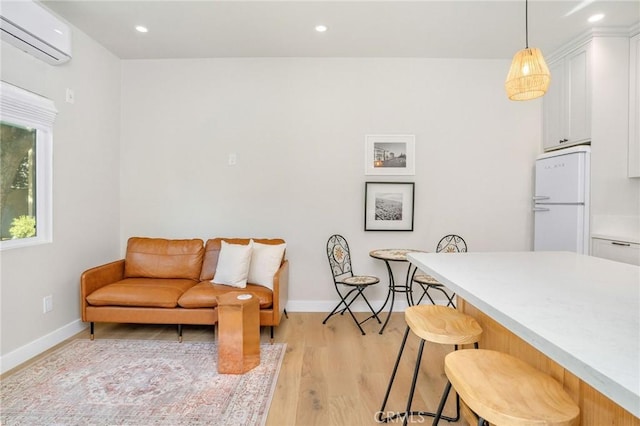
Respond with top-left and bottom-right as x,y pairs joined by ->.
459,297 -> 640,426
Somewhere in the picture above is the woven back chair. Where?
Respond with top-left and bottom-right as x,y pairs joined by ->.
412,234 -> 467,307
323,234 -> 381,335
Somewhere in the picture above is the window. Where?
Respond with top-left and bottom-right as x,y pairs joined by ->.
1,81 -> 56,250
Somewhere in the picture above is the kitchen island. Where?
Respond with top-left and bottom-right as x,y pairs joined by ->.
407,251 -> 639,424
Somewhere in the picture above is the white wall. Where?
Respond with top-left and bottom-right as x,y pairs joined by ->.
0,28 -> 121,369
120,58 -> 542,309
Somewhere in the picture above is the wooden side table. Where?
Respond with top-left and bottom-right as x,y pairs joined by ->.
217,292 -> 260,374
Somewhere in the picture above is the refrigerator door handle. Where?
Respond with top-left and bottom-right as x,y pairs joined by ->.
533,196 -> 550,201
533,207 -> 550,212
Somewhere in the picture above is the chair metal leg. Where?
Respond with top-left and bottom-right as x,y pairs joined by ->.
324,286 -> 380,334
342,297 -> 367,335
338,288 -> 361,315
323,288 -> 359,323
416,284 -> 439,306
90,322 -> 95,340
323,288 -> 366,334
416,285 -> 456,308
446,293 -> 456,308
359,290 -> 382,324
428,286 -> 456,308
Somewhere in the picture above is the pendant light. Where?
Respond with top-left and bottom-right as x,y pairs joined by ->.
505,0 -> 551,101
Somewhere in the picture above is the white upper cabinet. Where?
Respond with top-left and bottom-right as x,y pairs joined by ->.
567,47 -> 591,144
543,60 -> 564,150
543,42 -> 592,152
629,33 -> 640,178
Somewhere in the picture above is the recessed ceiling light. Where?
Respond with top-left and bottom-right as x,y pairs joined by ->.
588,14 -> 604,23
315,25 -> 328,33
135,25 -> 149,33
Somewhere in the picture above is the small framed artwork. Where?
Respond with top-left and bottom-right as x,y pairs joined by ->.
365,134 -> 415,175
364,182 -> 415,231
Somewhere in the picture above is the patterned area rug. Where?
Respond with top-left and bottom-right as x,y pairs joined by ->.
1,339 -> 286,425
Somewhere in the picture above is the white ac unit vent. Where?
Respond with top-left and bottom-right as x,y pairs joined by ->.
0,0 -> 72,65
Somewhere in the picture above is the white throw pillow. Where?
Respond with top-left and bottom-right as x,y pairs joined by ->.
213,240 -> 254,288
248,241 -> 286,290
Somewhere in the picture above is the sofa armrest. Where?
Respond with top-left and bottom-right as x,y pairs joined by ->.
272,259 -> 289,324
80,259 -> 125,321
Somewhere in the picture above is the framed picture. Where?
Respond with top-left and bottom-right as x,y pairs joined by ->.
364,182 -> 415,231
364,134 -> 415,175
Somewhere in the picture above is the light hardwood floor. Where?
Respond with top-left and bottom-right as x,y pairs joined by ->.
4,312 -> 469,426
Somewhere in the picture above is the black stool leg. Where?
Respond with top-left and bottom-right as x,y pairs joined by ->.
432,343 -> 480,425
377,325 -> 412,423
403,338 -> 427,426
432,380 -> 452,426
380,335 -> 477,425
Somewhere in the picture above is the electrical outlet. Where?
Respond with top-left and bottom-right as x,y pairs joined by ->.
228,153 -> 237,166
43,295 -> 53,313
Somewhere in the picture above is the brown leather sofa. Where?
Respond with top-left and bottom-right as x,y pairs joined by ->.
81,237 -> 289,341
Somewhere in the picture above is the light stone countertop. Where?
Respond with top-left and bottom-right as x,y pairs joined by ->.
407,251 -> 640,418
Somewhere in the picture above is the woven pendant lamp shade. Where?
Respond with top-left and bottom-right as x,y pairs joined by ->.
505,47 -> 551,101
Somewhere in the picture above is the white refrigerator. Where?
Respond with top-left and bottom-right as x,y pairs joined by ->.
533,146 -> 590,254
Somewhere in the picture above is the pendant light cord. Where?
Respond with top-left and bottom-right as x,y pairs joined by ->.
525,0 -> 529,48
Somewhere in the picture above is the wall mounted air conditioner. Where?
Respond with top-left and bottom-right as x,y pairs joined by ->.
0,0 -> 71,65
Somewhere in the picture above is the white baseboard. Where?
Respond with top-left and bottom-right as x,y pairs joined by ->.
285,296 -> 451,313
1,319 -> 88,374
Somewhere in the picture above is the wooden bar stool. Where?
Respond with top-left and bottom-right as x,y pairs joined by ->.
377,305 -> 483,425
433,349 -> 580,426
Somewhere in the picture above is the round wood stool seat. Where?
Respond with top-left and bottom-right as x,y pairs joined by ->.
405,305 -> 483,345
378,305 -> 482,425
442,349 -> 580,426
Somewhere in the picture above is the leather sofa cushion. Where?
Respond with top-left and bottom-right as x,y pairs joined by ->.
86,278 -> 196,308
200,238 -> 286,281
124,237 -> 204,280
178,282 -> 273,309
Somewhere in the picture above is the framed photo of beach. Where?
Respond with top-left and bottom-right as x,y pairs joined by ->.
364,182 -> 415,231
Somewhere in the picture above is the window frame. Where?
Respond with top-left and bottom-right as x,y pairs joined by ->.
1,81 -> 56,250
